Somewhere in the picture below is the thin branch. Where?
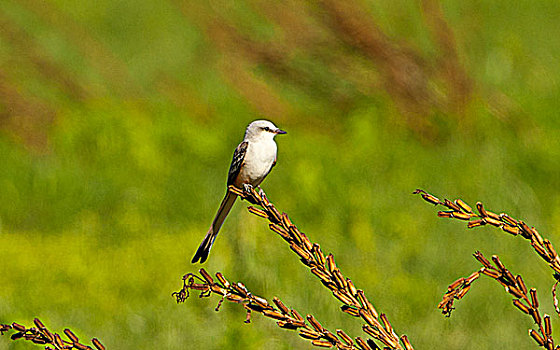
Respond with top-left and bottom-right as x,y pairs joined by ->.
413,189 -> 560,277
179,186 -> 413,350
441,252 -> 555,350
0,318 -> 105,350
174,268 -> 375,349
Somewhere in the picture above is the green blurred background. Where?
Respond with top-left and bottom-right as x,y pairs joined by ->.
1,0 -> 559,348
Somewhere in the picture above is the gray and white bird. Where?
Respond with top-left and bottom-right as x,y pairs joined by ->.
192,120 -> 287,263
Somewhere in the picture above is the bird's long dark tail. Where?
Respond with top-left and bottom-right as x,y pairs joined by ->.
192,191 -> 237,263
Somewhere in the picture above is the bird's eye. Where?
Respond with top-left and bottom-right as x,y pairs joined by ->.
263,127 -> 270,132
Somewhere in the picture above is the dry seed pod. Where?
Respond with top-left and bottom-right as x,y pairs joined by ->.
311,267 -> 333,283
544,315 -> 552,336
267,205 -> 282,223
291,309 -> 304,322
502,224 -> 520,235
210,284 -> 226,295
444,199 -> 461,212
484,217 -> 502,227
307,315 -> 324,333
12,323 -> 25,332
448,277 -> 465,291
476,202 -> 488,217
333,290 -> 354,306
64,328 -> 79,343
297,231 -> 314,252
519,221 -> 533,239
501,214 -> 518,226
532,242 -> 553,262
74,343 -> 89,350
544,240 -> 558,259
341,305 -> 360,317
263,309 -> 287,320
359,308 -> 378,329
248,206 -> 268,218
273,297 -> 290,314
311,339 -> 333,348
362,324 -> 380,338
333,269 -> 347,290
451,212 -> 471,220
481,268 -> 501,279
457,285 -> 471,298
252,295 -> 269,308
281,212 -> 294,229
10,332 -> 23,340
473,251 -> 493,268
42,328 -> 54,342
437,211 -> 453,218
531,228 -> 545,246
346,279 -> 358,297
269,223 -> 291,240
506,286 -> 524,299
516,275 -> 528,295
466,271 -> 480,285
401,334 -> 414,350
215,272 -> 230,288
513,299 -> 531,314
455,199 -> 473,214
290,243 -> 312,261
299,328 -> 322,340
530,288 -> 539,308
336,329 -> 353,345
199,269 -> 214,284
491,255 -> 506,272
485,210 -> 501,221
31,338 -> 47,345
357,290 -> 379,319
326,254 -> 336,274
276,320 -> 298,329
355,337 -> 372,350
33,319 -> 45,330
312,244 -> 326,267
467,219 -> 486,228
227,294 -> 245,303
529,307 -> 541,324
380,314 -> 393,336
54,333 -> 64,348
322,329 -> 339,344
529,329 -> 545,345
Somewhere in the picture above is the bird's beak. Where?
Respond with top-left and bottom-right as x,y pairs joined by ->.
275,128 -> 287,135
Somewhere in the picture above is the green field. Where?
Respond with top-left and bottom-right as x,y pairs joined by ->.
1,0 -> 559,349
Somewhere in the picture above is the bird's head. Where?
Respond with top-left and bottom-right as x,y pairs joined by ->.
245,120 -> 287,141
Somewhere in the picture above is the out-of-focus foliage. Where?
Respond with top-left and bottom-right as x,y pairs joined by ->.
0,0 -> 559,349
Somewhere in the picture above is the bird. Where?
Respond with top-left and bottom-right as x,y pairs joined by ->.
191,120 -> 287,263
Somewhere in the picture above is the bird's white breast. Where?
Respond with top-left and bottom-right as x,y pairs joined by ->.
238,139 -> 277,186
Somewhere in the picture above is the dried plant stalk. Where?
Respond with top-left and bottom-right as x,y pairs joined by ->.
0,318 -> 104,350
440,252 -> 555,349
174,268 -> 371,349
180,186 -> 412,349
414,189 -> 560,276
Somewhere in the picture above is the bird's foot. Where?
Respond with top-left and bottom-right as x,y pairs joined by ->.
242,184 -> 259,204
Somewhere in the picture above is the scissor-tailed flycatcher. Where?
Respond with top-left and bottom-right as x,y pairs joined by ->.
192,120 -> 287,263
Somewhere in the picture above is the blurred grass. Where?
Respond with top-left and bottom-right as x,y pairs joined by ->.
1,0 -> 560,349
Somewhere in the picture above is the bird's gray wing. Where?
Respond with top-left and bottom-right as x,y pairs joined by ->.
227,141 -> 248,186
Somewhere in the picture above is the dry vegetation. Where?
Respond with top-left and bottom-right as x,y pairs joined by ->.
0,318 -> 104,350
415,189 -> 560,349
